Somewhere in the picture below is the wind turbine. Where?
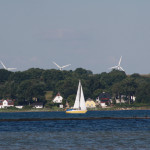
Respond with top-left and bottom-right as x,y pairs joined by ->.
109,56 -> 125,71
0,60 -> 17,71
52,61 -> 71,70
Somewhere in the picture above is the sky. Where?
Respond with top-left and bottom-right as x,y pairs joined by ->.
0,0 -> 150,74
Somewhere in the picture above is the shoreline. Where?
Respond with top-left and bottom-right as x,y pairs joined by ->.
0,106 -> 150,113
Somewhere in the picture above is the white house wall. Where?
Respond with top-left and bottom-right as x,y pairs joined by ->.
53,96 -> 63,103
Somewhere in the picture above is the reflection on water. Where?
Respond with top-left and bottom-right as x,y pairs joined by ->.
0,110 -> 150,150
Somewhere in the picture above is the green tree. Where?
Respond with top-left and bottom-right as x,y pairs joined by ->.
93,89 -> 103,99
0,69 -> 12,83
24,68 -> 44,80
112,82 -> 124,104
17,80 -> 46,105
136,83 -> 150,103
2,81 -> 17,99
108,70 -> 127,84
121,77 -> 137,104
9,71 -> 29,83
67,94 -> 76,107
74,68 -> 92,79
55,79 -> 77,98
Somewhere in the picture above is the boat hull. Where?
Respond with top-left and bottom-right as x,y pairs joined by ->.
66,110 -> 87,114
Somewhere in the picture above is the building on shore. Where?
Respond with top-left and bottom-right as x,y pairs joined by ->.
53,92 -> 63,108
31,102 -> 43,108
0,99 -> 14,108
85,98 -> 96,108
96,92 -> 111,108
53,92 -> 63,103
115,95 -> 136,104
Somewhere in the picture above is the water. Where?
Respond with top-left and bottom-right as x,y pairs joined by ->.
0,110 -> 150,150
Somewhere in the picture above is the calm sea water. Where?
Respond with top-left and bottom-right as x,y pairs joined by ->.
0,110 -> 150,150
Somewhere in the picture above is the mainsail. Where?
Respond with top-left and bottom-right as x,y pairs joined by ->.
79,85 -> 86,110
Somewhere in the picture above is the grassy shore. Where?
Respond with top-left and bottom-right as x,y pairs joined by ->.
0,107 -> 64,113
0,104 -> 150,112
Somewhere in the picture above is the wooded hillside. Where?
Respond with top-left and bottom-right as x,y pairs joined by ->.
0,68 -> 150,106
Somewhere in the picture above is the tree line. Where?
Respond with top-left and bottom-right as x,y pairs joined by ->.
0,68 -> 150,107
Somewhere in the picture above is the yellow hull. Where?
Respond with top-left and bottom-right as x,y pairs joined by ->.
66,110 -> 87,114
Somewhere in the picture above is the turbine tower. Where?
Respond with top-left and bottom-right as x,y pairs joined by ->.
109,56 -> 124,71
52,61 -> 71,71
0,60 -> 16,71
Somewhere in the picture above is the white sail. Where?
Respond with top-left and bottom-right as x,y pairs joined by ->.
73,81 -> 80,109
79,85 -> 87,110
73,80 -> 86,110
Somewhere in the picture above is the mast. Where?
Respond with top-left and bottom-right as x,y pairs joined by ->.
79,80 -> 81,109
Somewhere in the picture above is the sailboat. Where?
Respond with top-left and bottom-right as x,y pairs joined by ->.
66,80 -> 87,114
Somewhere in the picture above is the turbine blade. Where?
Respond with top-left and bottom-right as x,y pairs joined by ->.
120,66 -> 124,71
0,61 -> 6,69
53,61 -> 61,69
61,64 -> 71,69
8,68 -> 17,70
110,66 -> 118,69
118,56 -> 122,66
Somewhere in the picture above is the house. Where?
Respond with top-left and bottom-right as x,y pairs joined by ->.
115,95 -> 136,104
53,92 -> 63,103
0,99 -> 14,108
97,92 -> 111,108
85,98 -> 96,108
31,102 -> 43,108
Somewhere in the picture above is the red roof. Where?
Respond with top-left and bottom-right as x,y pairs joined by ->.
0,100 -> 14,105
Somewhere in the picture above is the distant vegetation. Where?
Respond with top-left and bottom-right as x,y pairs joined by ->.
0,68 -> 150,107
